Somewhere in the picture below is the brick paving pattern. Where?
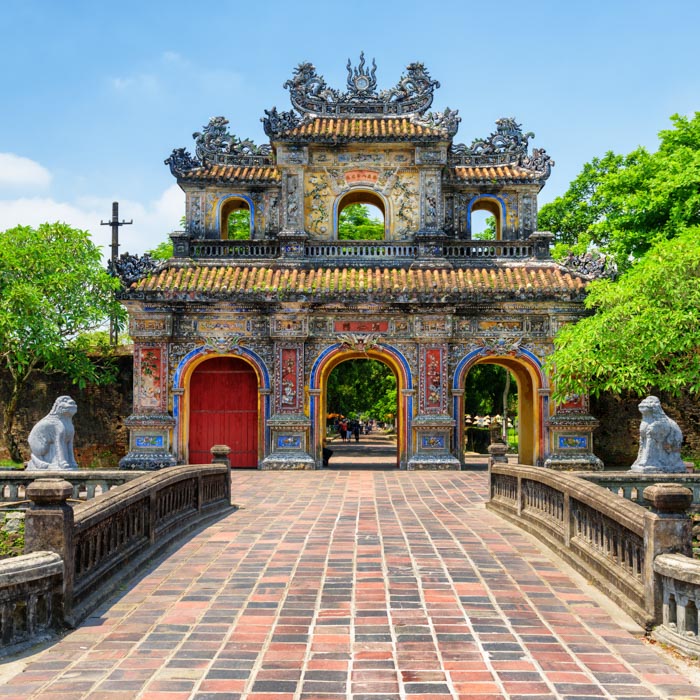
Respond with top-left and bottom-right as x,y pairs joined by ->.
2,436 -> 699,699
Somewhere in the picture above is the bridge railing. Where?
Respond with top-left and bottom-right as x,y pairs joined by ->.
0,470 -> 146,504
487,464 -> 694,631
0,461 -> 232,654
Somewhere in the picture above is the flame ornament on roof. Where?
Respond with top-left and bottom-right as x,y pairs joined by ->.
166,117 -> 273,174
450,117 -> 554,176
263,55 -> 448,134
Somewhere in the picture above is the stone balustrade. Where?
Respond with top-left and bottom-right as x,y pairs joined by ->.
0,456 -> 232,654
654,552 -> 700,657
581,472 -> 700,505
488,463 -> 692,630
0,551 -> 63,653
0,470 -> 147,504
181,238 -> 537,264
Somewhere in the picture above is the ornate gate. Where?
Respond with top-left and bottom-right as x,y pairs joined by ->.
188,357 -> 258,467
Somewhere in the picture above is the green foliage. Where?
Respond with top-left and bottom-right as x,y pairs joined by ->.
327,359 -> 397,422
227,209 -> 251,240
547,227 -> 700,400
338,204 -> 384,241
148,240 -> 174,260
472,215 -> 497,241
464,364 -> 517,416
0,222 -> 126,460
539,113 -> 700,270
0,513 -> 24,559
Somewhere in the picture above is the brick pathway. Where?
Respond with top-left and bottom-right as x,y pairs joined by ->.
2,436 -> 699,699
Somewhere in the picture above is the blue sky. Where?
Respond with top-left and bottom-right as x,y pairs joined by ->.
1,0 -> 697,255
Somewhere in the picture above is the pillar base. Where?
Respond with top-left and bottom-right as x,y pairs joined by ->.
260,452 -> 316,470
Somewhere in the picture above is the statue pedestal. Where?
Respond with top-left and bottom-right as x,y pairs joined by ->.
119,413 -> 177,470
260,415 -> 315,470
407,415 -> 460,470
544,411 -> 603,471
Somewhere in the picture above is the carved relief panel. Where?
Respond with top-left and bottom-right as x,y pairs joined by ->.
186,192 -> 204,236
419,344 -> 448,414
276,343 -> 304,414
284,173 -> 303,230
134,343 -> 169,413
420,170 -> 441,230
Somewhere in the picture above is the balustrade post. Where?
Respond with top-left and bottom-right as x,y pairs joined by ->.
149,489 -> 158,545
210,445 -> 232,506
643,483 -> 693,628
517,475 -> 523,517
24,478 -> 74,619
563,492 -> 572,547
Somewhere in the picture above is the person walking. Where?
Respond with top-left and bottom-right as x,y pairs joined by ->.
352,421 -> 360,443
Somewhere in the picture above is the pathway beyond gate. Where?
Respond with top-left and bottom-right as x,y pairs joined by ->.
2,438 -> 699,699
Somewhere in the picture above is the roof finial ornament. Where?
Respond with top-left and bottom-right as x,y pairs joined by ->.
347,51 -> 377,96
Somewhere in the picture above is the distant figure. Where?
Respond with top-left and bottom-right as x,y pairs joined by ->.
339,420 -> 348,443
631,396 -> 685,473
352,421 -> 360,443
27,396 -> 79,470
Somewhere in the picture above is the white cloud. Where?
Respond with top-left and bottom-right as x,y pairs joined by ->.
0,153 -> 52,190
0,185 -> 184,258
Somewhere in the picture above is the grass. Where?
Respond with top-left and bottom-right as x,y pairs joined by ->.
0,459 -> 24,469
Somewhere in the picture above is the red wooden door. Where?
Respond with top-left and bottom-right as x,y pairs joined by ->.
189,357 -> 258,467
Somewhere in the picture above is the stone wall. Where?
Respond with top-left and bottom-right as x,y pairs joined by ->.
0,353 -> 133,468
592,392 -> 700,468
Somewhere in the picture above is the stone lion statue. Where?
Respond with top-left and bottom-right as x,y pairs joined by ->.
27,396 -> 79,470
631,396 -> 685,473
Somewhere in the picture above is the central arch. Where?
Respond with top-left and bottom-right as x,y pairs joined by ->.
310,343 -> 412,468
334,189 -> 388,240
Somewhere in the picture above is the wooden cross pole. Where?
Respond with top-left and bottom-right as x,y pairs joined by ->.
101,202 -> 132,345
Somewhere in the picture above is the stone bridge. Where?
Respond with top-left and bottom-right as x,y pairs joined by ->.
1,439 -> 699,698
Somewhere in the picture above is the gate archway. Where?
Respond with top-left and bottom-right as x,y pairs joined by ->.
188,356 -> 258,466
310,343 -> 412,468
453,350 -> 549,466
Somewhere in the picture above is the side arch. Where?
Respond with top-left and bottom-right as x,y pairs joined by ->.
173,346 -> 271,465
453,348 -> 549,465
217,194 -> 255,239
467,194 -> 506,240
310,343 -> 412,468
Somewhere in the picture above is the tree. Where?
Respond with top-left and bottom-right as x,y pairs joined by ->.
227,209 -> 251,240
326,359 -> 396,422
338,204 -> 384,240
148,240 -> 173,260
547,226 -> 700,400
0,223 -> 126,461
539,113 -> 700,270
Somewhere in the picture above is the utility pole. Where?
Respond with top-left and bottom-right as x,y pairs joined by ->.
101,202 -> 132,345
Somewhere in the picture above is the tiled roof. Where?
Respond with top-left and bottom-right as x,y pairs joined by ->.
129,265 -> 586,301
452,165 -> 542,182
177,165 -> 280,183
278,117 -> 447,141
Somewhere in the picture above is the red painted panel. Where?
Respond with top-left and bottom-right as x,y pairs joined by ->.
189,357 -> 258,467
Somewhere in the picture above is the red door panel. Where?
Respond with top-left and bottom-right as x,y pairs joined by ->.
189,357 -> 258,467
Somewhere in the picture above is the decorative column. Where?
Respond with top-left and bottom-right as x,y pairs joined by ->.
408,328 -> 460,470
544,394 -> 603,471
261,311 -> 315,470
119,313 -> 177,470
412,151 -> 450,269
277,147 -> 309,263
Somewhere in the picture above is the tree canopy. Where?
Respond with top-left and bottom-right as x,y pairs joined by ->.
547,226 -> 700,400
0,222 -> 125,461
338,203 -> 384,240
539,112 -> 700,271
326,359 -> 396,422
